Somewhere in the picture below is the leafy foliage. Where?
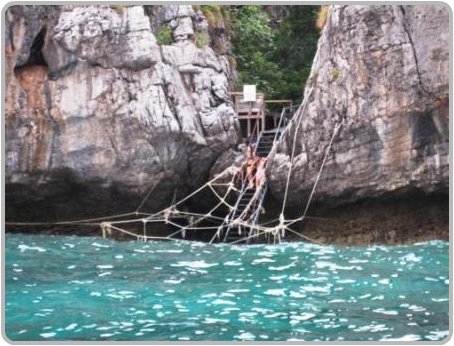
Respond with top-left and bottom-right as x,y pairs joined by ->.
230,6 -> 280,97
155,25 -> 172,45
195,31 -> 208,48
201,5 -> 224,27
230,5 -> 321,100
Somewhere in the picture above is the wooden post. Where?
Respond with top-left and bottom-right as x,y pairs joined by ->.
261,108 -> 265,132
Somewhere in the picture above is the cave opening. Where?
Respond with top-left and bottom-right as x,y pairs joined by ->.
14,27 -> 48,74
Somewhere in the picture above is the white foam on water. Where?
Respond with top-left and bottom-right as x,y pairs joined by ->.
354,324 -> 389,333
270,275 -> 287,281
399,253 -> 422,263
40,332 -> 56,338
414,240 -> 446,246
223,261 -> 242,266
227,289 -> 249,293
69,280 -> 94,285
381,334 -> 421,341
289,291 -> 305,298
202,318 -> 229,324
171,261 -> 218,269
257,251 -> 277,257
120,321 -> 134,327
310,247 -> 336,255
378,278 -> 390,285
156,249 -> 183,254
106,293 -> 127,300
212,299 -> 236,305
373,308 -> 399,315
371,295 -> 384,300
432,297 -> 448,302
96,326 -> 114,331
235,332 -> 255,340
301,276 -> 328,282
349,259 -> 368,263
97,265 -> 114,269
252,258 -> 275,264
100,333 -> 116,338
426,330 -> 449,340
337,279 -> 356,284
269,263 -> 296,271
288,274 -> 304,281
220,292 -> 235,297
98,272 -> 111,277
315,261 -> 362,271
34,313 -> 48,317
264,288 -> 286,296
164,278 -> 185,284
18,245 -> 46,253
301,285 -> 330,293
424,277 -> 439,282
65,323 -> 78,330
239,312 -> 258,317
264,312 -> 287,318
91,242 -> 110,248
290,313 -> 316,324
408,305 -> 426,312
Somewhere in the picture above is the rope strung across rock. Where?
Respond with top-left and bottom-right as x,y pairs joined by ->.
7,96 -> 342,246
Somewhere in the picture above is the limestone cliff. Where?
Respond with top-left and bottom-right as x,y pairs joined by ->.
267,5 -> 449,243
270,4 -> 449,205
5,5 -> 239,221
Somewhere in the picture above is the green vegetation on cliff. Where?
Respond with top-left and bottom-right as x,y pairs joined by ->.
229,5 -> 320,100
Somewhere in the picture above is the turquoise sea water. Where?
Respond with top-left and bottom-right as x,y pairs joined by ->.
5,234 -> 449,341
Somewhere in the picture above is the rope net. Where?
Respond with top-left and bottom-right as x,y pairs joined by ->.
7,92 -> 342,245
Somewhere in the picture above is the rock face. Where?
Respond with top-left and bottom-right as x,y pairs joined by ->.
5,5 -> 239,221
269,5 -> 449,209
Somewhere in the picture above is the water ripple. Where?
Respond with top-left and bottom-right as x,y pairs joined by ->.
5,235 -> 449,342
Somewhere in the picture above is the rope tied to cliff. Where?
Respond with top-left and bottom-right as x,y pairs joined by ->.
7,91 -> 342,246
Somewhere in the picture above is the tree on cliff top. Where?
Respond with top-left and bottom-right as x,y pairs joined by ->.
230,5 -> 320,101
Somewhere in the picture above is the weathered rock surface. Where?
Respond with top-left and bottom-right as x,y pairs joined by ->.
5,5 -> 239,221
269,5 -> 449,210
